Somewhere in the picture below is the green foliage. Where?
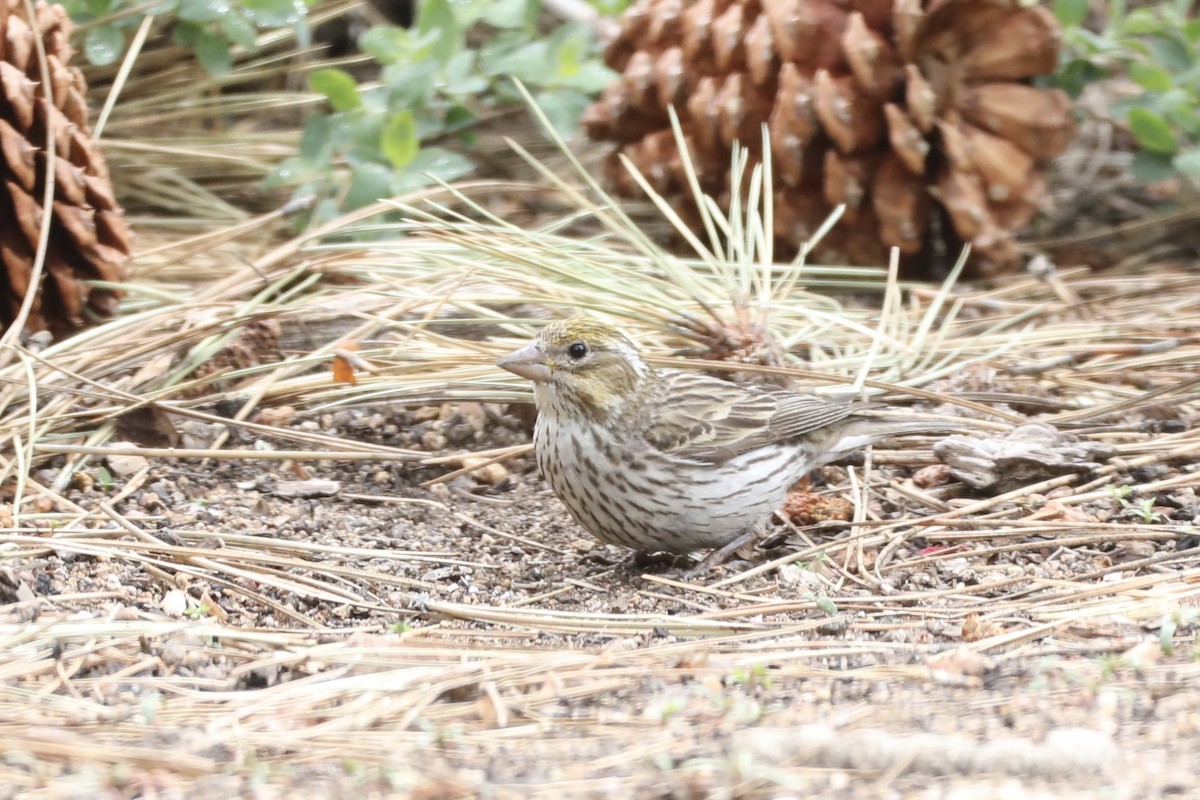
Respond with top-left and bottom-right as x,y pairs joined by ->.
266,0 -> 616,225
1106,484 -> 1164,523
63,0 -> 317,75
1055,0 -> 1200,183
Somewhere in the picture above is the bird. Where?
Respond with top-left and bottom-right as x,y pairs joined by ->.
497,317 -> 947,569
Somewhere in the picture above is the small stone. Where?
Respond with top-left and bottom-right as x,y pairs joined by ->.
421,430 -> 448,451
159,643 -> 187,665
412,406 -> 440,423
274,480 -> 341,498
254,406 -> 297,427
912,463 -> 953,488
106,447 -> 150,477
460,457 -> 509,485
161,589 -> 188,617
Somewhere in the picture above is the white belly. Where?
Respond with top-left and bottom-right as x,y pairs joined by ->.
534,414 -> 799,552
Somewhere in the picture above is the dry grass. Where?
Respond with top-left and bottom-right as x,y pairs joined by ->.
3,180 -> 1199,794
1,6 -> 1199,797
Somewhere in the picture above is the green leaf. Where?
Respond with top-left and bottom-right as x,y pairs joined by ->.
383,60 -> 439,108
1128,107 -> 1177,153
309,198 -> 340,227
84,24 -> 125,65
489,40 -> 551,82
1122,9 -> 1163,36
1130,61 -> 1173,92
1130,150 -> 1176,182
589,0 -> 631,15
178,0 -> 222,22
309,68 -> 362,111
381,111 -> 419,168
481,0 -> 530,29
552,28 -> 588,79
172,20 -> 201,47
359,25 -> 412,64
195,30 -> 233,75
345,161 -> 394,209
1173,148 -> 1200,178
263,156 -> 316,190
440,50 -> 477,86
392,147 -> 474,193
299,114 -> 332,164
1185,20 -> 1200,43
1053,0 -> 1089,27
417,0 -> 460,63
221,11 -> 259,51
241,0 -> 301,25
557,60 -> 615,93
1056,58 -> 1107,97
533,88 -> 591,134
1168,103 -> 1200,138
1145,35 -> 1194,73
443,104 -> 477,134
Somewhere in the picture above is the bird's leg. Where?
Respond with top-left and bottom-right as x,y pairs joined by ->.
631,549 -> 690,571
689,529 -> 760,575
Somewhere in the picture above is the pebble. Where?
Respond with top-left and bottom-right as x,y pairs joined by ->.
460,457 -> 509,485
421,430 -> 447,451
274,479 -> 341,498
160,589 -> 188,617
106,451 -> 149,477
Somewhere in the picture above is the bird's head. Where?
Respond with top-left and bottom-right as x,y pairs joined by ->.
497,318 -> 653,419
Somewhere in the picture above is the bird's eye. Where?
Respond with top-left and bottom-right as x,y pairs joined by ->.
567,342 -> 588,360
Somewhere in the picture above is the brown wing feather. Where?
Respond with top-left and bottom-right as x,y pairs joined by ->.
640,370 -> 859,464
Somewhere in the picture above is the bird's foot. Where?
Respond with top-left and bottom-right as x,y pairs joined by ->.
686,531 -> 760,577
631,549 -> 691,572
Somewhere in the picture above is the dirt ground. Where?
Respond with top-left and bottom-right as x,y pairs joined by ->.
3,398 -> 1197,799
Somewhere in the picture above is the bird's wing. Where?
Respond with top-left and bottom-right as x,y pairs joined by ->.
640,370 -> 859,464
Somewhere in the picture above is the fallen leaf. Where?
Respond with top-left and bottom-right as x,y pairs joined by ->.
332,340 -> 361,385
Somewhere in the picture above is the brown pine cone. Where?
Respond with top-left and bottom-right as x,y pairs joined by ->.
584,0 -> 1074,276
0,0 -> 132,335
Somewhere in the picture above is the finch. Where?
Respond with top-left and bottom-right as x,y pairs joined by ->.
498,318 -> 943,566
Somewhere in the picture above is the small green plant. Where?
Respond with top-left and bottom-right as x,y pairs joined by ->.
1106,485 -> 1163,523
62,0 -> 317,75
1055,0 -> 1200,182
1106,484 -> 1134,503
727,663 -> 773,691
1097,652 -> 1122,680
184,603 -> 211,619
1133,497 -> 1163,524
95,465 -> 114,491
266,0 -> 614,225
807,593 -> 839,617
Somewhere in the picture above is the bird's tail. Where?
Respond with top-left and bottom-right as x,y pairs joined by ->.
817,413 -> 986,468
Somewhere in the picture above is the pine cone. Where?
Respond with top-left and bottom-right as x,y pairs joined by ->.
189,318 -> 283,395
0,0 -> 131,335
584,0 -> 1074,276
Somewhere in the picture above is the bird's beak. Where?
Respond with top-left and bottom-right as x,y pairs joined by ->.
497,342 -> 551,383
